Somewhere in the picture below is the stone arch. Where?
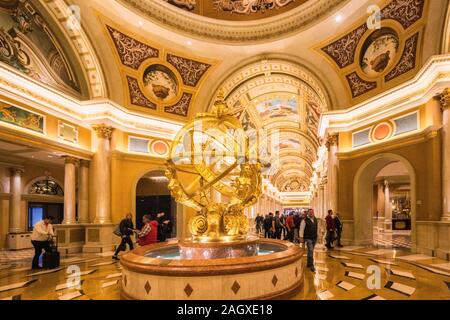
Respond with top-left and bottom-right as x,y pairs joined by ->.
353,153 -> 416,247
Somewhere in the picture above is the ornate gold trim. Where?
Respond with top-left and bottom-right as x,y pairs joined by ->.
117,0 -> 347,43
92,124 -> 114,139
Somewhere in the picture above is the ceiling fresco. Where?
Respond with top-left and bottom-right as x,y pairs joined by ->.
163,0 -> 308,21
104,22 -> 215,119
215,59 -> 328,194
317,0 -> 427,102
0,0 -> 81,96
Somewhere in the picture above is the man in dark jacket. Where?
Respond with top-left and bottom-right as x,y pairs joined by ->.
263,213 -> 274,238
333,212 -> 344,248
157,212 -> 171,242
112,213 -> 134,260
299,209 -> 318,272
325,210 -> 335,250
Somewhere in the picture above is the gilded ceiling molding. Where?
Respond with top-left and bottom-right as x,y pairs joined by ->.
126,76 -> 157,109
385,32 -> 419,82
42,0 -> 106,99
166,53 -> 211,87
165,92 -> 192,117
117,0 -> 347,43
106,25 -> 159,69
345,72 -> 377,98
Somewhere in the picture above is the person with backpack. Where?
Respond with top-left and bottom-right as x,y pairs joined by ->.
112,213 -> 134,260
263,212 -> 274,238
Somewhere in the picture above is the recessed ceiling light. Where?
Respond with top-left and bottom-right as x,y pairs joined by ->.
138,21 -> 143,27
186,40 -> 192,46
335,15 -> 343,23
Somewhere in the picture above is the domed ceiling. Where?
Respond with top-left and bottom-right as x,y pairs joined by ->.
118,0 -> 346,43
162,0 -> 309,21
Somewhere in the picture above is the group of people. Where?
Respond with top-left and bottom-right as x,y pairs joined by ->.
112,212 -> 171,260
255,209 -> 343,272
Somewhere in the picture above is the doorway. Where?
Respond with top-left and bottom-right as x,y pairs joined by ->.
353,153 -> 416,248
372,162 -> 412,249
135,171 -> 176,237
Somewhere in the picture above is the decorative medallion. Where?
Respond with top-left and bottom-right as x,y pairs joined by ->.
143,64 -> 179,103
371,122 -> 393,141
385,33 -> 419,82
164,92 -> 192,116
360,28 -> 400,77
166,53 -> 211,87
126,76 -> 157,109
106,25 -> 159,70
151,140 -> 169,156
321,24 -> 368,69
345,72 -> 377,98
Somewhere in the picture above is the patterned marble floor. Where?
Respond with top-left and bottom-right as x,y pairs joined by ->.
0,245 -> 449,300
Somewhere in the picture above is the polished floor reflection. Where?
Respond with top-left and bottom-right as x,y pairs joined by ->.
0,245 -> 449,300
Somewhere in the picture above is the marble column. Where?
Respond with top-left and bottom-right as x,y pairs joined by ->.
78,160 -> 90,224
384,180 -> 392,232
9,168 -> 24,233
440,89 -> 450,221
62,157 -> 78,224
92,124 -> 114,224
326,134 -> 339,212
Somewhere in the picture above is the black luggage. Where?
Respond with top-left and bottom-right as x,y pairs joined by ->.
43,236 -> 60,269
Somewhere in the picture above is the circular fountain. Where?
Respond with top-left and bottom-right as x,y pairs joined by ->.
120,93 -> 303,300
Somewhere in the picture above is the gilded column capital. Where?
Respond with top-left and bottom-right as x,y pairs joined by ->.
92,124 -> 114,140
79,159 -> 90,168
9,167 -> 24,176
439,88 -> 450,111
63,156 -> 79,165
325,134 -> 339,150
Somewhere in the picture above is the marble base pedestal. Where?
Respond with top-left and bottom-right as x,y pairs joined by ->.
82,224 -> 118,253
53,224 -> 86,257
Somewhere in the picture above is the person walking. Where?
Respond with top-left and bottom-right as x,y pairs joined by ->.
263,213 -> 274,238
30,216 -> 55,270
293,212 -> 301,243
157,212 -> 171,242
255,213 -> 263,236
333,212 -> 344,248
299,209 -> 318,272
112,213 -> 134,260
325,210 -> 336,250
285,212 -> 295,242
273,211 -> 282,239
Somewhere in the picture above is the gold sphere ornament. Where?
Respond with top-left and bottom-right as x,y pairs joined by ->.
166,92 -> 262,242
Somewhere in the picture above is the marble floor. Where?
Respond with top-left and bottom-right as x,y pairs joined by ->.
0,245 -> 449,300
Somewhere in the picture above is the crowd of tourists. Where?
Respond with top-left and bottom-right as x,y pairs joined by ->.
254,209 -> 343,272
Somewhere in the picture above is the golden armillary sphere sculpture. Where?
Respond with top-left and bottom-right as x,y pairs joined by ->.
165,92 -> 262,242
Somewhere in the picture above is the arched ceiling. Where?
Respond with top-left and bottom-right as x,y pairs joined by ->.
213,59 -> 327,194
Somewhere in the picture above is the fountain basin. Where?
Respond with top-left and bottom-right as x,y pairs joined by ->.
120,238 -> 304,300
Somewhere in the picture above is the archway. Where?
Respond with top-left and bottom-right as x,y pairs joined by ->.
134,170 -> 176,239
353,154 -> 416,248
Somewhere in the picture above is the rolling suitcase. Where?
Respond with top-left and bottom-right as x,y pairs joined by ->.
43,236 -> 60,269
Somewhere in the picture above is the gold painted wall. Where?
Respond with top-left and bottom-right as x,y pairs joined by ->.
338,129 -> 442,222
